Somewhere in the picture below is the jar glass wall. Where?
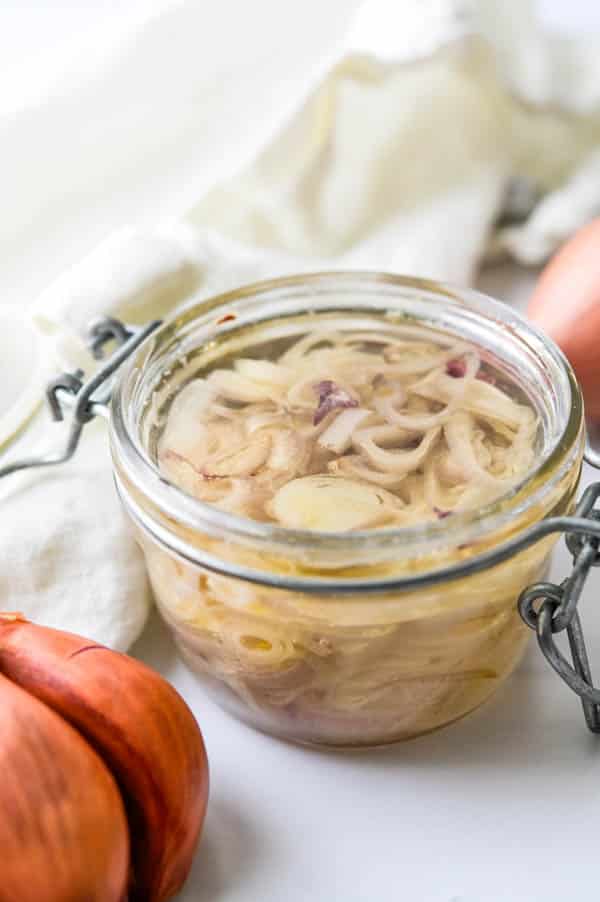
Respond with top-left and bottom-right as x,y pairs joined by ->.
110,273 -> 584,747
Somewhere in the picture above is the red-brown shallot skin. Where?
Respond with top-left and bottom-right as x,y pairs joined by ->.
528,218 -> 600,419
0,670 -> 130,902
0,615 -> 209,902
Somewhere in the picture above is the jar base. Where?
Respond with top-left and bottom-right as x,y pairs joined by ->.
204,689 -> 499,752
175,636 -> 527,750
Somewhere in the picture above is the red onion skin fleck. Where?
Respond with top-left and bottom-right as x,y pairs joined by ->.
446,359 -> 466,378
446,359 -> 497,385
433,507 -> 452,519
313,381 -> 358,425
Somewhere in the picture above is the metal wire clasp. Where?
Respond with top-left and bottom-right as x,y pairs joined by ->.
519,483 -> 600,733
0,317 -> 161,480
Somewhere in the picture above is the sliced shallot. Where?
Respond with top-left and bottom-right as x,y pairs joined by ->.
318,408 -> 371,454
208,369 -> 284,403
312,380 -> 358,425
328,454 -> 407,488
158,318 -> 538,530
444,412 -> 507,487
354,425 -> 441,474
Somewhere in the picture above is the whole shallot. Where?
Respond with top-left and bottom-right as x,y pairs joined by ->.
0,614 -> 209,902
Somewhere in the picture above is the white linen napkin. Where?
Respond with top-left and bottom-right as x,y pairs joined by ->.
1,0 -> 599,650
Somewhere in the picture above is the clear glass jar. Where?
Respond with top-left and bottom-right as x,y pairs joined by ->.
110,273 -> 584,747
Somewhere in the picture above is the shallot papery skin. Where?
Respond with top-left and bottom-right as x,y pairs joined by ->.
0,671 -> 129,902
446,358 -> 466,378
0,616 -> 209,902
313,380 -> 358,425
447,357 -> 498,385
433,506 -> 451,519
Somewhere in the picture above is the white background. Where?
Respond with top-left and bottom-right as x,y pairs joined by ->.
2,0 -> 600,62
2,3 -> 600,901
2,0 -> 600,64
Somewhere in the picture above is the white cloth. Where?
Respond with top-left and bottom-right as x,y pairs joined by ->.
1,0 -> 599,650
0,424 -> 149,651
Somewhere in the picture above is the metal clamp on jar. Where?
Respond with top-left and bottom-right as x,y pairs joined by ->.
2,273 -> 599,747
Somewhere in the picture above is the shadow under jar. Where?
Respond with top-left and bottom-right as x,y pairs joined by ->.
110,273 -> 583,748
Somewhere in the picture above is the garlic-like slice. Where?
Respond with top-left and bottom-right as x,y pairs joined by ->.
206,431 -> 272,477
208,369 -> 284,403
269,475 -> 402,531
234,358 -> 295,387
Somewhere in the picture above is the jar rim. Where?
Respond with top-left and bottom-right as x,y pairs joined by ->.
110,271 -> 583,583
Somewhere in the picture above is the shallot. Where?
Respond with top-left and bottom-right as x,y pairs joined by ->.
0,614 -> 208,902
527,218 -> 600,418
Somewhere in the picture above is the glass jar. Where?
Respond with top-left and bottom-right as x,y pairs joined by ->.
110,273 -> 584,747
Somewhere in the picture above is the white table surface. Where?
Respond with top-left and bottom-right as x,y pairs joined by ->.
132,264 -> 600,902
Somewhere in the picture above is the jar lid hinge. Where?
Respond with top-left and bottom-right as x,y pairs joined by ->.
0,317 -> 162,481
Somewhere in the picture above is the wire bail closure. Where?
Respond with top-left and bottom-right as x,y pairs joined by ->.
518,482 -> 600,733
0,317 -> 162,481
